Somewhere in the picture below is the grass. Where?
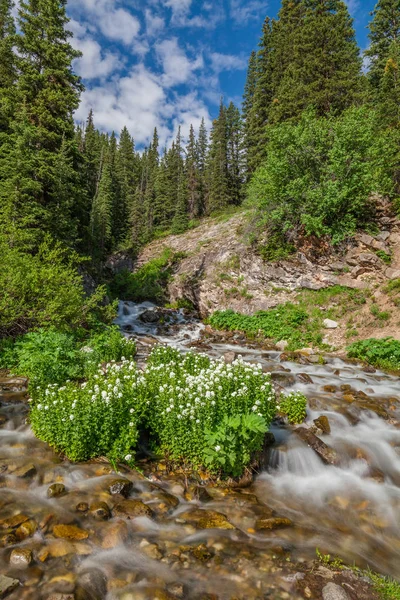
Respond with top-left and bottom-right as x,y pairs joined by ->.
209,286 -> 369,351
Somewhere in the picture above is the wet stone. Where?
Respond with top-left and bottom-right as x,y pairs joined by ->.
177,509 -> 235,530
295,428 -> 340,465
255,517 -> 292,531
75,503 -> 89,513
101,520 -> 129,549
13,464 -> 37,478
53,524 -> 89,541
113,499 -> 154,519
108,478 -> 133,497
16,519 -> 37,540
88,502 -> 111,521
322,583 -> 350,600
76,568 -> 107,600
0,514 -> 29,529
313,416 -> 331,434
0,575 -> 20,598
47,483 -> 66,498
9,548 -> 32,568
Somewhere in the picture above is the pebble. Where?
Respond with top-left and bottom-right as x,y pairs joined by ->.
9,548 -> 32,567
322,583 -> 350,600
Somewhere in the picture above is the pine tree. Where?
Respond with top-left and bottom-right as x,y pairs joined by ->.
226,102 -> 244,205
141,128 -> 159,242
207,102 -> 230,214
171,127 -> 188,233
242,50 -> 258,176
0,0 -> 16,132
1,0 -> 83,248
115,126 -> 137,243
366,0 -> 400,126
90,148 -> 113,259
247,17 -> 275,172
186,124 -> 200,219
270,0 -> 362,122
197,118 -> 208,215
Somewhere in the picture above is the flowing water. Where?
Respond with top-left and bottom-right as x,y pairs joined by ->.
0,301 -> 399,599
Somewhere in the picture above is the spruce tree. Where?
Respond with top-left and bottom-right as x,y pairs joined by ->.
1,0 -> 83,248
226,102 -> 244,206
171,127 -> 188,233
366,0 -> 400,126
271,0 -> 362,122
0,0 -> 16,132
90,148 -> 113,259
115,126 -> 137,243
242,50 -> 258,176
197,118 -> 208,215
207,101 -> 229,213
186,124 -> 200,219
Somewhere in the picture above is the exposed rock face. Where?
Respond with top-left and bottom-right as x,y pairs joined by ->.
135,205 -> 400,319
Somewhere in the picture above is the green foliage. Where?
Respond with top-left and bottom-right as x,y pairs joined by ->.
248,108 -> 393,249
376,250 -> 392,264
370,304 -> 391,321
30,359 -> 147,462
30,345 -> 277,477
347,338 -> 400,372
12,330 -> 84,389
110,249 -> 184,302
368,571 -> 400,600
278,391 -> 307,424
0,237 -> 112,337
209,286 -> 369,350
144,346 -> 276,477
1,326 -> 136,392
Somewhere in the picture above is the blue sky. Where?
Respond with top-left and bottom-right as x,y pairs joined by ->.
64,0 -> 377,148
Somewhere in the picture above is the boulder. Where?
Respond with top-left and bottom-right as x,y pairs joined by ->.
295,428 -> 340,465
385,267 -> 400,280
313,415 -> 331,434
113,499 -> 154,519
108,478 -> 133,498
76,569 -> 107,600
88,502 -> 111,521
223,351 -> 237,364
53,524 -> 89,541
276,340 -> 289,351
322,583 -> 350,600
47,484 -> 66,498
323,319 -> 338,329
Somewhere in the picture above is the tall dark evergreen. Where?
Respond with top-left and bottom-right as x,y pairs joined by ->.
242,50 -> 258,176
197,118 -> 208,215
90,148 -> 113,259
207,101 -> 229,213
0,0 -> 83,248
366,0 -> 400,126
0,0 -> 16,132
226,102 -> 244,206
186,124 -> 200,219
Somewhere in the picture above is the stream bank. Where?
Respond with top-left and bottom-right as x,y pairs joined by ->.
0,302 -> 399,599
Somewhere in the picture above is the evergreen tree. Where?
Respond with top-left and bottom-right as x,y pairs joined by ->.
171,127 -> 188,233
197,118 -> 208,215
115,126 -> 137,243
0,0 -> 83,248
366,0 -> 400,126
186,124 -> 200,219
90,148 -> 113,259
270,0 -> 362,122
207,102 -> 230,214
0,0 -> 16,132
226,102 -> 244,205
242,50 -> 258,176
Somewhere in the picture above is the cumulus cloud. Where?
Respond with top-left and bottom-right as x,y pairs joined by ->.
210,52 -> 247,73
229,0 -> 269,24
156,38 -> 204,87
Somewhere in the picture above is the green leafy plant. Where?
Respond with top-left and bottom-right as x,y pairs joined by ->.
347,338 -> 400,372
144,346 -> 276,477
376,250 -> 392,265
278,392 -> 307,424
203,413 -> 267,477
30,359 -> 148,462
83,327 -> 136,375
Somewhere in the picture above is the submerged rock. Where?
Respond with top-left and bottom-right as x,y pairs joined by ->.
177,509 -> 235,530
13,464 -> 37,478
0,575 -> 20,597
9,548 -> 32,568
47,483 -> 66,498
255,517 -> 292,531
313,415 -> 331,434
108,478 -> 133,498
89,502 -> 111,521
113,499 -> 154,519
53,524 -> 89,541
295,428 -> 339,465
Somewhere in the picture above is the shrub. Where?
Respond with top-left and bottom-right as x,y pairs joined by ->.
30,359 -> 148,462
0,237 -> 112,337
278,392 -> 308,424
110,249 -> 185,302
347,338 -> 400,372
29,346 -> 277,477
83,327 -> 136,375
13,330 -> 85,390
248,107 -> 393,251
144,347 -> 276,477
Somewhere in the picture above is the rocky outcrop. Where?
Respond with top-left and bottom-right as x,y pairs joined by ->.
135,203 -> 400,319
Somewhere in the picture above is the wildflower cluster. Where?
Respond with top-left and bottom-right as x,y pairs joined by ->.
278,391 -> 308,424
30,358 -> 147,462
145,346 -> 276,476
30,345 -> 278,477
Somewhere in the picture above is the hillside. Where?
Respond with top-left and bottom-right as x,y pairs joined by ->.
135,202 -> 400,352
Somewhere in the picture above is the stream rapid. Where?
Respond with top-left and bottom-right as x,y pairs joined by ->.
0,301 -> 399,599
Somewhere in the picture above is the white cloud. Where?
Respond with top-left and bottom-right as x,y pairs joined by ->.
145,10 -> 165,37
72,37 -> 121,79
156,38 -> 203,87
210,52 -> 247,73
68,0 -> 141,46
344,0 -> 360,15
229,0 -> 268,24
